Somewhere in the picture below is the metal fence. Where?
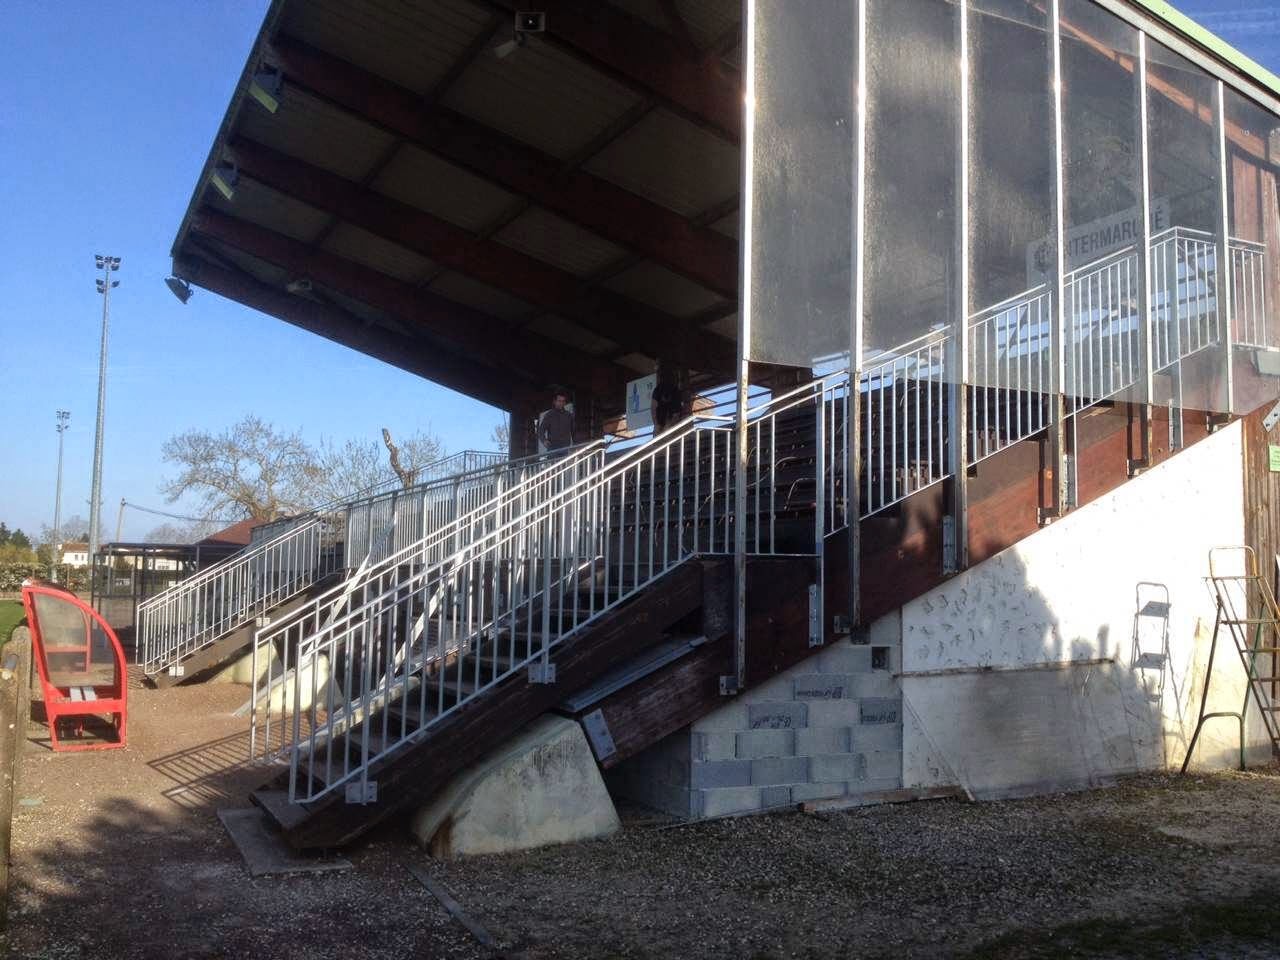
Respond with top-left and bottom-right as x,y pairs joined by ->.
1232,237 -> 1270,350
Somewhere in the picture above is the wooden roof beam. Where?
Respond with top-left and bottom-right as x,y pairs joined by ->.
187,207 -> 625,399
229,137 -> 735,375
269,36 -> 739,300
175,257 -> 522,410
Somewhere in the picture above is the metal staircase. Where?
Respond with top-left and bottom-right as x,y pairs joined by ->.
136,448 -> 572,683
242,224 -> 1255,847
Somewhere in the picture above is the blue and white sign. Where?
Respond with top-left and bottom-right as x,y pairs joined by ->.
625,374 -> 656,431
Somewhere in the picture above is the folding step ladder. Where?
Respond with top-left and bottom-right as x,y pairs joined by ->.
1181,546 -> 1280,773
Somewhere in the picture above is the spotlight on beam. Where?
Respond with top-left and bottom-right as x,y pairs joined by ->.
249,65 -> 283,114
285,277 -> 312,295
516,11 -> 546,32
210,163 -> 239,201
165,276 -> 192,304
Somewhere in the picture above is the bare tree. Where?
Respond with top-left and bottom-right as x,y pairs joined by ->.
311,429 -> 446,504
160,416 -> 321,523
490,421 -> 509,455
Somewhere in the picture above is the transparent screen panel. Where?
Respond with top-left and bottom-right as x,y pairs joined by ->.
966,0 -> 1054,462
1224,86 -> 1280,415
1059,0 -> 1145,413
865,0 -> 958,359
32,592 -> 120,690
744,0 -> 856,368
1146,41 -> 1228,414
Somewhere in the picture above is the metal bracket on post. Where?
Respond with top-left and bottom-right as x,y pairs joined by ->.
833,614 -> 853,638
345,781 -> 377,805
528,661 -> 557,684
808,584 -> 822,648
1063,451 -> 1077,511
941,516 -> 957,575
718,675 -> 740,696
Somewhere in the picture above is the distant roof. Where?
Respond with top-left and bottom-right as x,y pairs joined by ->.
198,518 -> 257,547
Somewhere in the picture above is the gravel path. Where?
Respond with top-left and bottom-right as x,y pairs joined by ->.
5,677 -> 1280,958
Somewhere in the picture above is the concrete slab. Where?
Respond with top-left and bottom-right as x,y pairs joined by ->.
217,808 -> 352,877
412,714 -> 620,859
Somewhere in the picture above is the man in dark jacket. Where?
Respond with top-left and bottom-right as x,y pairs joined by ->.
538,388 -> 574,452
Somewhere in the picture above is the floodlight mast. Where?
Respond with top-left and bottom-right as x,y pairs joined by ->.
51,410 -> 70,582
88,254 -> 120,565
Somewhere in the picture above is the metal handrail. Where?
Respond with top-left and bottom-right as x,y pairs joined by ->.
137,514 -> 332,674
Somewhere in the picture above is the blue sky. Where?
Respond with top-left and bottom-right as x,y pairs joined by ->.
1,1 -> 1278,542
0,1 -> 505,542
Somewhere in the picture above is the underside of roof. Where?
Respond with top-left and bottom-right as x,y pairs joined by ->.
170,0 -> 1279,419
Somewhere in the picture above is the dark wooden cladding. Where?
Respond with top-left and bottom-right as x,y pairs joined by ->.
281,559 -> 708,849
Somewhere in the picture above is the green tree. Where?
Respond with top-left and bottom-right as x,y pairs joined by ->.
10,529 -> 31,551
0,523 -> 9,546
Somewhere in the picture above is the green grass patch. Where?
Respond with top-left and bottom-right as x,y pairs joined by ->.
961,891 -> 1280,959
0,600 -> 24,643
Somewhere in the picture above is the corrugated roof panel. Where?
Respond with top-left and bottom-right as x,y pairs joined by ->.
526,314 -> 622,355
608,0 -> 740,51
207,178 -> 330,243
494,207 -> 628,277
584,108 -> 739,217
601,261 -> 722,318
443,36 -> 643,160
322,223 -> 435,283
194,238 -> 291,290
427,271 -> 532,321
373,145 -> 518,232
238,84 -> 395,181
278,0 -> 495,97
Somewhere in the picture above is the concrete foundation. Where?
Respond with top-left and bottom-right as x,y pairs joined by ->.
412,714 -> 620,859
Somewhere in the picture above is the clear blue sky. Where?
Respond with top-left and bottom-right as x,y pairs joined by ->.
1,1 -> 1277,542
0,1 -> 506,542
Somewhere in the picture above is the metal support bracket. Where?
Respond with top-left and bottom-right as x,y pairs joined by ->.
941,516 -> 957,575
808,584 -> 822,648
718,675 -> 740,696
1063,451 -> 1077,510
528,662 -> 557,684
833,614 -> 853,637
345,781 -> 377,805
167,664 -> 185,678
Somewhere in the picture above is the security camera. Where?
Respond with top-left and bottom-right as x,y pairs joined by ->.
516,12 -> 545,32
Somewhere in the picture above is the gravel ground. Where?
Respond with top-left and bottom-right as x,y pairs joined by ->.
6,676 -> 1280,959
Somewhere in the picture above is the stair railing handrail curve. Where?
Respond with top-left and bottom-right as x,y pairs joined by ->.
137,513 -> 326,614
254,440 -> 610,652
276,382 -> 834,801
138,513 -> 330,673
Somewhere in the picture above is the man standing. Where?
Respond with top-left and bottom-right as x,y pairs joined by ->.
538,387 -> 575,453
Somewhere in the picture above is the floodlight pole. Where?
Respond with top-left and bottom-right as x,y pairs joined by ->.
89,255 -> 121,564
51,410 -> 70,582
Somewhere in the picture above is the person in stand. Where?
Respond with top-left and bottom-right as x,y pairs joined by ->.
650,360 -> 684,434
538,387 -> 575,453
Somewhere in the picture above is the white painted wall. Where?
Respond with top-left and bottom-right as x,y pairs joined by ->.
902,421 -> 1269,796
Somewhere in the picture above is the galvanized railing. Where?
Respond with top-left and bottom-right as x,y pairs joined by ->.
253,378 -> 852,802
249,440 -> 609,760
1232,237 -> 1270,350
968,285 -> 1052,462
137,515 -> 334,675
1152,226 -> 1221,373
1065,245 -> 1143,414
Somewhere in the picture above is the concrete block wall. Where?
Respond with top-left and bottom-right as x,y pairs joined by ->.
608,612 -> 903,819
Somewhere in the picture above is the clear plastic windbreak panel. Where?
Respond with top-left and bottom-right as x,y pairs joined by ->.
966,0 -> 1055,463
744,0 -> 857,368
1146,40 -> 1229,414
860,0 -> 959,513
1059,0 -> 1144,414
32,592 -> 119,690
1224,85 -> 1280,415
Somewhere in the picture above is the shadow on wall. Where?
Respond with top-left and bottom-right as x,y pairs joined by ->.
900,538 -> 1262,801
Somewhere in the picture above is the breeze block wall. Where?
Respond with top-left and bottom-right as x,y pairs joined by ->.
607,612 -> 903,819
